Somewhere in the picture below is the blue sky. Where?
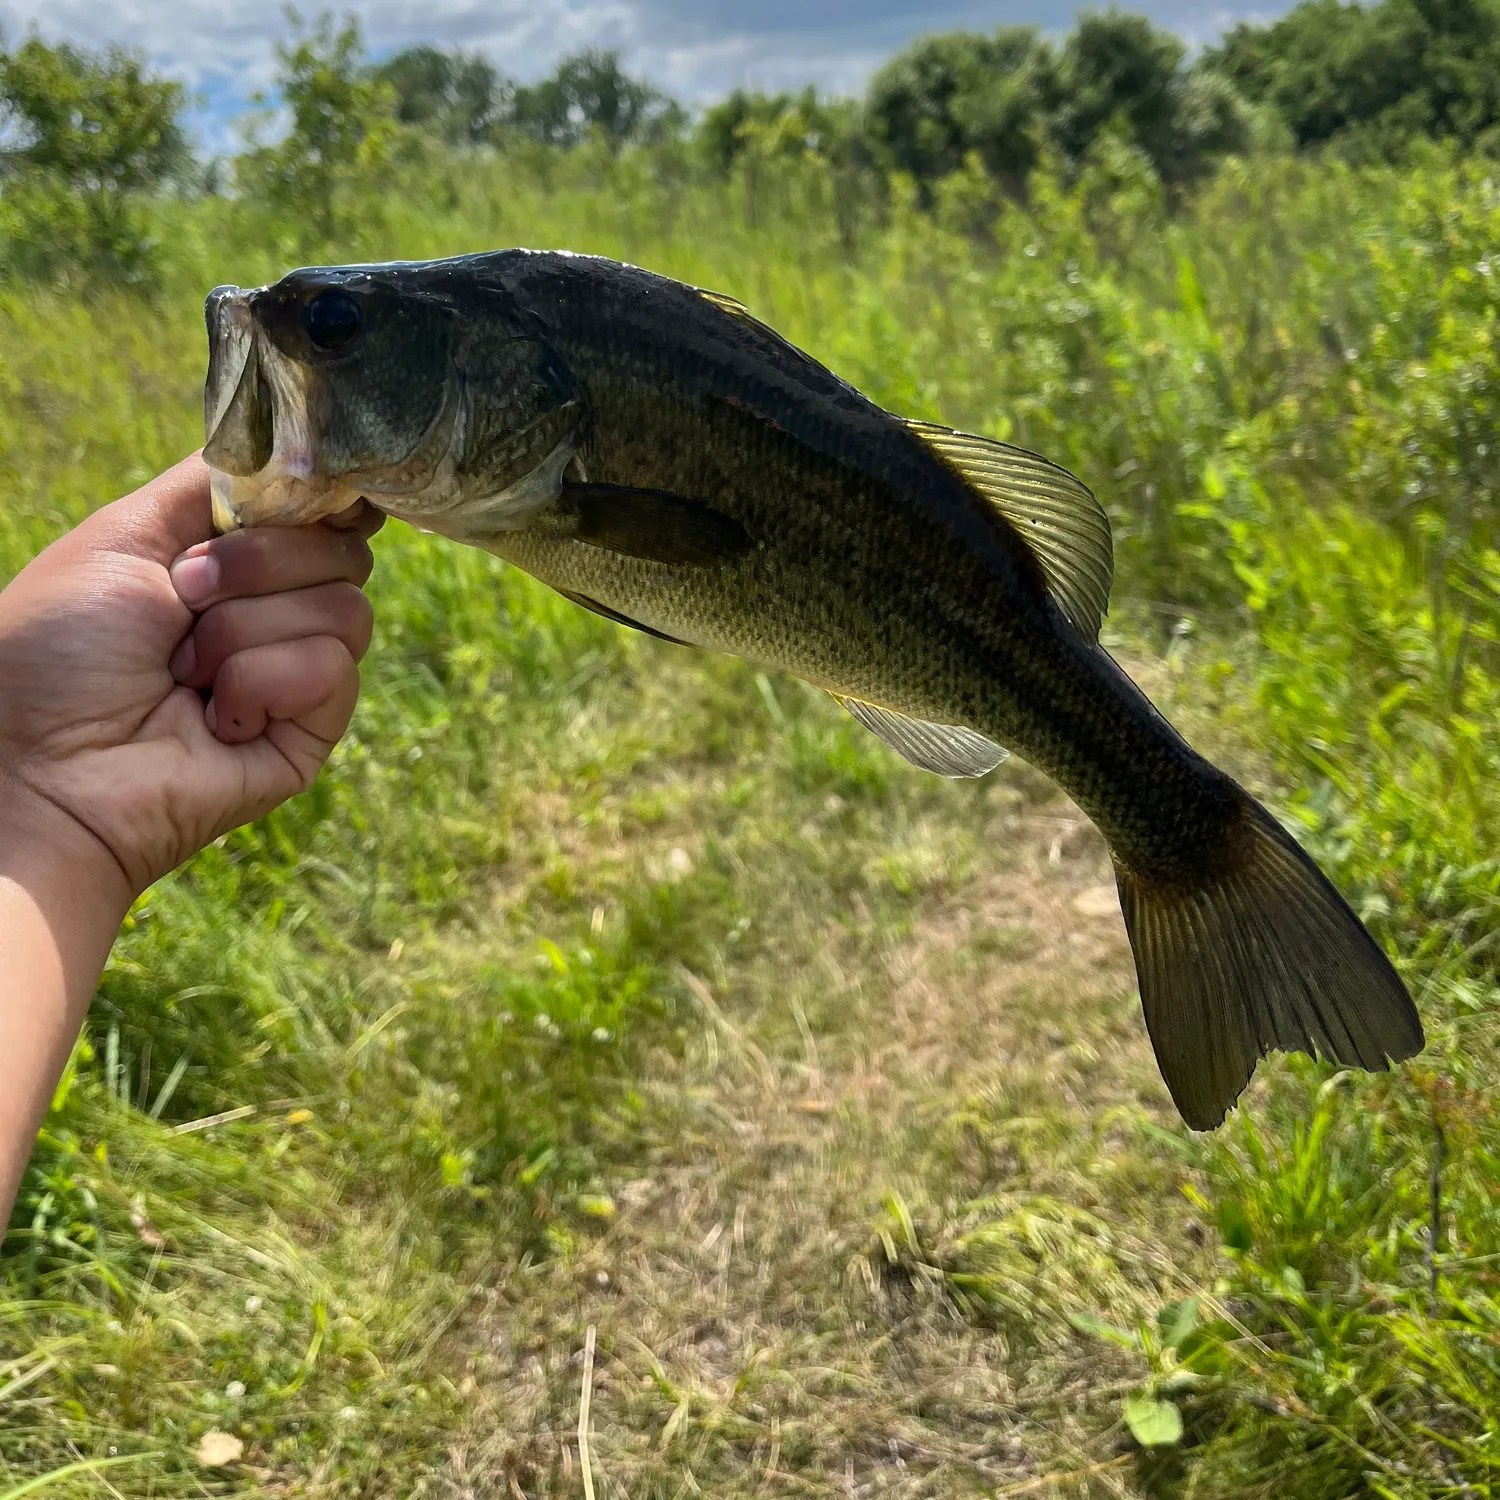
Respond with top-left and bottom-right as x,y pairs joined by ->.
0,1 -> 1293,151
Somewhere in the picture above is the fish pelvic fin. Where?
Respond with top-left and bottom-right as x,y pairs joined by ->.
905,420 -> 1112,641
556,588 -> 695,647
1115,789 -> 1424,1131
832,695 -> 1008,778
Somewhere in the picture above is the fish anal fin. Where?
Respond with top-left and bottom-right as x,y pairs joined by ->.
561,480 -> 753,567
905,419 -> 1113,641
557,588 -> 694,647
833,695 -> 1008,779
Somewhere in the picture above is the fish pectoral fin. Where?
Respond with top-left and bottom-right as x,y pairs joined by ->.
904,419 -> 1113,641
557,588 -> 695,647
561,481 -> 753,567
832,695 -> 1008,779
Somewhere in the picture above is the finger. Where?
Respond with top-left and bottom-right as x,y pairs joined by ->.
322,498 -> 387,539
170,521 -> 374,611
205,636 -> 359,752
170,581 -> 374,689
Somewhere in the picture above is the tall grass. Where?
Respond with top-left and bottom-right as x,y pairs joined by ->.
4,135 -> 1500,1492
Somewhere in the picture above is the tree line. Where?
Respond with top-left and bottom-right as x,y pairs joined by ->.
5,1 -> 1500,274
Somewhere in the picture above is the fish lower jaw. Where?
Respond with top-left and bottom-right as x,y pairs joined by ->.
208,465 -> 364,534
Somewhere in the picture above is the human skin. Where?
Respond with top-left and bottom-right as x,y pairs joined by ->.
0,454 -> 381,1226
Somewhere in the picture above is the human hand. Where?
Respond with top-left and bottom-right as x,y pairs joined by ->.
0,453 -> 381,910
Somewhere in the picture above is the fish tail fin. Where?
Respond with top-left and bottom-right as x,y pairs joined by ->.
1114,788 -> 1423,1130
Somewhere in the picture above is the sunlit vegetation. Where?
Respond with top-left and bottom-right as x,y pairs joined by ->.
4,6 -> 1500,1494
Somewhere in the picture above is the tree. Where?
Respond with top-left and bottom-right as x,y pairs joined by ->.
237,11 -> 398,241
1205,0 -> 1500,154
0,33 -> 188,194
372,44 -> 509,144
1054,13 -> 1183,163
863,28 -> 1057,198
696,87 -> 858,177
0,32 -> 189,276
509,50 -> 683,149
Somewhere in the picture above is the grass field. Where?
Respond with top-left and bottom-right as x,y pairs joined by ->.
4,138 -> 1500,1496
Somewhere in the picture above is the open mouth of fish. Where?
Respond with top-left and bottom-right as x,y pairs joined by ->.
205,286 -> 334,532
203,284 -> 466,534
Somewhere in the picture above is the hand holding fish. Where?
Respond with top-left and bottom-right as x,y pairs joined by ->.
0,453 -> 378,1223
0,453 -> 379,897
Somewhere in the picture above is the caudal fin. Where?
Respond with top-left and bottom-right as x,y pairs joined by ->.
1114,792 -> 1424,1131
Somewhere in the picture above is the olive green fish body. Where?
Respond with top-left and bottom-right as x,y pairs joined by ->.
478,255 -> 1229,887
201,249 -> 1424,1129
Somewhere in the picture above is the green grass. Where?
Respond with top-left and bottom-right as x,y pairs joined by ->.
4,138 -> 1500,1495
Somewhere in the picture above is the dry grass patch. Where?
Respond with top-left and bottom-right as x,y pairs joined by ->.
442,768 -> 1212,1499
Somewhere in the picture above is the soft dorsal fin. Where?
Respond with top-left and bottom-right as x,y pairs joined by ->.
905,419 -> 1113,640
832,695 -> 1008,779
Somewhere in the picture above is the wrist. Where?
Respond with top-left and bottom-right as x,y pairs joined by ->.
0,773 -> 137,954
0,784 -> 134,1230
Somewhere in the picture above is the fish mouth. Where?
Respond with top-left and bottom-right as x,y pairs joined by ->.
204,284 -> 357,533
204,282 -> 455,534
203,287 -> 256,531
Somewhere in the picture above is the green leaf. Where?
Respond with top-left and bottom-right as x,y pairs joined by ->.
1217,1198 -> 1252,1253
1067,1310 -> 1139,1349
1157,1296 -> 1200,1351
1123,1393 -> 1183,1448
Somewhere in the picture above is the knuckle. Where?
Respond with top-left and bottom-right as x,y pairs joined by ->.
191,604 -> 240,669
342,534 -> 375,584
213,527 -> 279,591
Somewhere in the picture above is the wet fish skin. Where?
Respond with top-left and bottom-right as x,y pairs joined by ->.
202,250 -> 1424,1129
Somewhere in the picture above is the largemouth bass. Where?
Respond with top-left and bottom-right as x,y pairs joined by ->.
202,250 -> 1423,1129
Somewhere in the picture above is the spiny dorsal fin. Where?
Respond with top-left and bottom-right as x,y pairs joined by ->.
832,695 -> 1008,779
905,419 -> 1113,640
697,287 -> 830,375
698,287 -> 781,341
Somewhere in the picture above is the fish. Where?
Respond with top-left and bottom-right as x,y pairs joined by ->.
201,249 -> 1424,1129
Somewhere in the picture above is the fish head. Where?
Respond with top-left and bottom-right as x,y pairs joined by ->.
204,265 -> 462,532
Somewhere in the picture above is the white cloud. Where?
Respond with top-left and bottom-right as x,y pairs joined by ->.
0,0 -> 1292,150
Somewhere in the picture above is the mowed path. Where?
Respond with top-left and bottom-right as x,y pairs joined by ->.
440,754 -> 1211,1498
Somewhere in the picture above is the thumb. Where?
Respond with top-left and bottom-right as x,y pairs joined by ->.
75,454 -> 214,568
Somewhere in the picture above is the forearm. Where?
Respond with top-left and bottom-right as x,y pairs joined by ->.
0,800 -> 133,1226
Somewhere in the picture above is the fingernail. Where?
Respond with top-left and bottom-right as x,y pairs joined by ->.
204,699 -> 218,734
171,552 -> 220,608
169,635 -> 197,682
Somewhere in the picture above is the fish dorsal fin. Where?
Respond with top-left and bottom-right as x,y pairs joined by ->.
698,287 -> 782,341
697,287 -> 830,375
832,695 -> 1008,779
905,419 -> 1113,640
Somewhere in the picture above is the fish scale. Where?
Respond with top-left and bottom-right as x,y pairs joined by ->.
200,247 -> 1423,1130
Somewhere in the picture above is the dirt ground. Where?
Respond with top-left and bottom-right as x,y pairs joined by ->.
441,760 -> 1210,1499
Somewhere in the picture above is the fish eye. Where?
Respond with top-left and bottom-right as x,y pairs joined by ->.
304,289 -> 362,352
